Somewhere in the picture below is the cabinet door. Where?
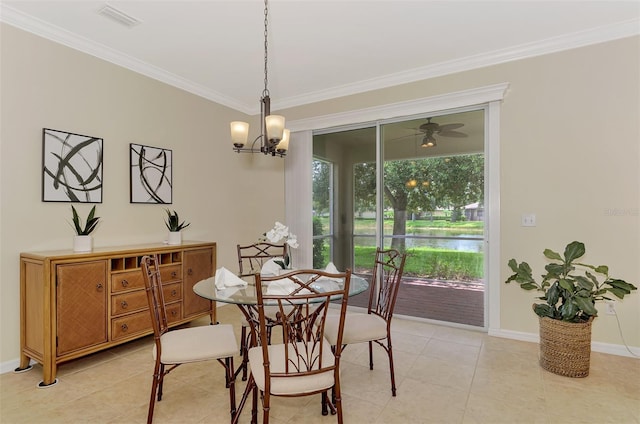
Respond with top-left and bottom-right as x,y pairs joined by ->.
57,261 -> 108,355
183,248 -> 214,317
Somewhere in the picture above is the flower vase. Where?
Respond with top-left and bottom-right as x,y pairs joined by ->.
73,235 -> 92,252
167,231 -> 182,245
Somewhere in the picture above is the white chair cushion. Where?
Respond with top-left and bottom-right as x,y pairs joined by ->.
324,311 -> 388,345
154,324 -> 238,364
248,340 -> 336,395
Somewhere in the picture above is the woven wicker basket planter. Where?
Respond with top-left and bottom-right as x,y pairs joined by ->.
538,315 -> 594,378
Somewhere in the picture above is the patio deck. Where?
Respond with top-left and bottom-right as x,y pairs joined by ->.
349,275 -> 485,327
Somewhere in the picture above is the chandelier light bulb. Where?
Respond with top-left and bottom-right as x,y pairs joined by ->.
230,121 -> 249,147
265,115 -> 285,142
276,129 -> 290,153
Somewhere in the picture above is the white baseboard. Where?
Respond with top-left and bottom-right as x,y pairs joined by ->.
489,328 -> 640,358
3,324 -> 636,376
1,359 -> 35,376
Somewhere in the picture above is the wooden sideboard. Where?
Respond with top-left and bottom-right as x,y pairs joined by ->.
18,241 -> 217,386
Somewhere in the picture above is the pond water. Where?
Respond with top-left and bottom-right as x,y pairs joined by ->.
354,229 -> 484,253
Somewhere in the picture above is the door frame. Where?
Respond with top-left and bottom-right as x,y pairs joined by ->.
285,83 -> 508,331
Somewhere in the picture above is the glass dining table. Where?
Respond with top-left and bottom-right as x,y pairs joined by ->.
193,272 -> 369,307
193,272 -> 369,374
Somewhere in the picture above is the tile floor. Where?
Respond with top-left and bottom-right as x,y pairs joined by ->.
1,305 -> 639,424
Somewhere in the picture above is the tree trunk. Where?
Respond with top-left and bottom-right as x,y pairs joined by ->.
391,209 -> 407,251
383,185 -> 408,251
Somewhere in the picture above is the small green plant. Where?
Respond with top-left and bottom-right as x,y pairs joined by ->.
71,205 -> 100,236
505,241 -> 637,322
164,209 -> 190,232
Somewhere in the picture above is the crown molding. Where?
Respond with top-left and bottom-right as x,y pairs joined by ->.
273,18 -> 640,111
1,3 -> 637,115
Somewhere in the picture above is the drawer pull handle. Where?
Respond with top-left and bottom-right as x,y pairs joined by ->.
188,268 -> 193,276
121,301 -> 128,309
121,324 -> 128,332
171,310 -> 178,317
171,271 -> 177,278
171,289 -> 177,297
121,280 -> 129,287
96,283 -> 103,291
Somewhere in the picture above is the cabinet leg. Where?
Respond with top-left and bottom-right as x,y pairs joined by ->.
40,360 -> 58,387
14,353 -> 33,372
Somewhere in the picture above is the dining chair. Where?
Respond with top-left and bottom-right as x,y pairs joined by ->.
141,255 -> 238,424
237,242 -> 289,277
324,247 -> 407,396
234,268 -> 352,424
236,242 -> 288,381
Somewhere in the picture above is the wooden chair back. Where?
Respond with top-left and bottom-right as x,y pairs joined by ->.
368,248 -> 407,321
254,268 -> 352,384
141,255 -> 169,347
237,242 -> 288,277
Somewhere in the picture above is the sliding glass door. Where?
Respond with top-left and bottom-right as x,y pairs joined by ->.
312,109 -> 486,326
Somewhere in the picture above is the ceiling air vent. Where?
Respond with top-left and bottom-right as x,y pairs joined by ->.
97,4 -> 141,28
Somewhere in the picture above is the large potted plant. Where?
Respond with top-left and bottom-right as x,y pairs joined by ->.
71,205 -> 100,252
164,209 -> 190,245
505,240 -> 636,377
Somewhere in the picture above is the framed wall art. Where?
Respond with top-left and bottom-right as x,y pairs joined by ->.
42,128 -> 103,203
130,143 -> 173,204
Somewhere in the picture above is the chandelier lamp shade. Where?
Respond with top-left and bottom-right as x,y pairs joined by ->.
230,0 -> 289,157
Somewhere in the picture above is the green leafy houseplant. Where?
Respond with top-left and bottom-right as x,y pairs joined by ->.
164,209 -> 190,232
505,241 -> 637,322
71,205 -> 100,235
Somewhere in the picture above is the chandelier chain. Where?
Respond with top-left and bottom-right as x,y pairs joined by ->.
263,0 -> 269,98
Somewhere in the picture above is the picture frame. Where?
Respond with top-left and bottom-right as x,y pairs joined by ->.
130,143 -> 173,204
42,128 -> 103,203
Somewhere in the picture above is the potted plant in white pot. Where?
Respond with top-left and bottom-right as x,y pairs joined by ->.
505,240 -> 637,377
165,209 -> 190,245
71,205 -> 100,252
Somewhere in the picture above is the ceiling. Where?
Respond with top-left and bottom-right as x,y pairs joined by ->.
2,1 -> 639,115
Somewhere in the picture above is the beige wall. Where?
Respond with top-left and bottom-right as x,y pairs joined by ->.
0,24 -> 286,365
1,24 -> 638,367
279,37 -> 640,348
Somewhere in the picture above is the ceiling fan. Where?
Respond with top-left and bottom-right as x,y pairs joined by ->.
394,117 -> 467,147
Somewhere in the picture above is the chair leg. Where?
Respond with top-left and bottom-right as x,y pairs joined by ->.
251,381 -> 259,424
368,340 -> 374,370
321,391 -> 329,416
147,362 -> 162,424
157,364 -> 165,401
386,337 -> 397,396
262,390 -> 270,424
240,325 -> 248,381
226,357 -> 237,419
333,384 -> 344,424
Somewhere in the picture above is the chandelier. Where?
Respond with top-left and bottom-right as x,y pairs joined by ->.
230,0 -> 289,157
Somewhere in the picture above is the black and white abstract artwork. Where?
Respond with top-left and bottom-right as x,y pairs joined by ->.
42,128 -> 103,203
130,143 -> 173,204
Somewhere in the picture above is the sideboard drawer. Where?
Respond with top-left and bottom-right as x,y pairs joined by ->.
163,283 -> 182,303
111,271 -> 145,293
166,302 -> 182,323
111,290 -> 148,316
160,265 -> 182,283
111,310 -> 151,340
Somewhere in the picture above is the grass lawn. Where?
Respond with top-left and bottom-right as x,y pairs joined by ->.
314,217 -> 484,281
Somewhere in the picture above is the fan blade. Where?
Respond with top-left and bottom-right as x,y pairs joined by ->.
387,133 -> 421,142
439,130 -> 467,138
437,123 -> 464,131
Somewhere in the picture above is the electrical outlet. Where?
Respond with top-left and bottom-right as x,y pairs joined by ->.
521,213 -> 536,227
605,301 -> 616,315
